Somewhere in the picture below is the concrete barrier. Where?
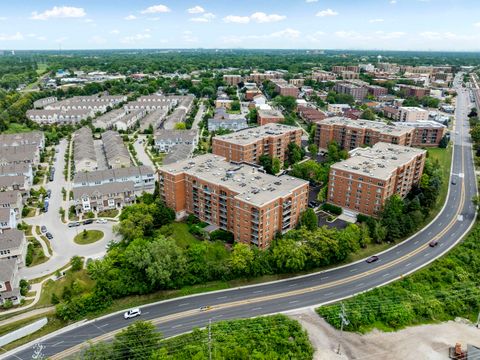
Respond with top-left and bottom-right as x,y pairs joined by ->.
0,317 -> 48,347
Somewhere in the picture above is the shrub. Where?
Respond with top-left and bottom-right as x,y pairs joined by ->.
71,256 -> 83,272
2,299 -> 13,309
19,279 -> 29,296
321,203 -> 342,215
209,229 -> 234,243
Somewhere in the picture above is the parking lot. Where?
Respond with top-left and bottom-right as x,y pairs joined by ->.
316,210 -> 349,230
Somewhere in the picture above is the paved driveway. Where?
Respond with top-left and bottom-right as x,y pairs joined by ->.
20,139 -> 119,280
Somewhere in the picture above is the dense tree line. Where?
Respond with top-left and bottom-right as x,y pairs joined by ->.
317,222 -> 480,332
80,315 -> 313,360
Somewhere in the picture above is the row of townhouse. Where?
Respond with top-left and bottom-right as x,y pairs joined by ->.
102,131 -> 131,169
73,127 -> 97,173
93,109 -> 146,131
26,109 -> 94,125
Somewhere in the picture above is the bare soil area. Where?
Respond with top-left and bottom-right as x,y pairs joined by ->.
288,309 -> 480,360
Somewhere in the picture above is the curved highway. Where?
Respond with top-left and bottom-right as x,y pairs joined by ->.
4,75 -> 477,360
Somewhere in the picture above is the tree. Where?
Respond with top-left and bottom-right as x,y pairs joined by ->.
174,122 -> 186,130
439,135 -> 449,148
326,141 -> 348,163
300,209 -> 318,231
259,155 -> 280,175
112,321 -> 161,360
287,142 -> 305,165
230,243 -> 255,276
308,143 -> 318,157
71,256 -> 83,271
273,95 -> 297,113
380,195 -> 405,241
361,108 -> 376,120
271,238 -> 307,272
230,100 -> 240,111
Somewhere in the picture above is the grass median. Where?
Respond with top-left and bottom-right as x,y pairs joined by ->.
74,230 -> 104,245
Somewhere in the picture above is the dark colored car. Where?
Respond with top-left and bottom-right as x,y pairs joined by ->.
83,219 -> 94,225
45,232 -> 53,240
46,190 -> 51,198
68,222 -> 81,228
366,255 -> 379,263
429,239 -> 439,247
41,225 -> 47,233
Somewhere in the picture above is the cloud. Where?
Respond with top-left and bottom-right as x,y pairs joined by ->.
222,28 -> 301,44
84,18 -> 94,23
121,33 -> 151,43
306,0 -> 318,2
369,18 -> 384,23
390,0 -> 397,3
190,13 -> 215,22
183,30 -> 198,43
110,29 -> 120,35
335,31 -> 371,40
0,32 -> 23,41
474,22 -> 480,27
140,5 -> 171,14
31,6 -> 86,20
223,15 -> 250,23
316,8 -> 338,17
124,14 -> 137,20
419,31 -> 479,41
187,6 -> 205,14
223,12 -> 286,24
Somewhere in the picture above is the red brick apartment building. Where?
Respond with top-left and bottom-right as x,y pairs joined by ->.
366,85 -> 389,98
257,109 -> 285,125
332,66 -> 359,74
158,154 -> 309,248
223,75 -> 242,86
398,84 -> 430,98
328,143 -> 426,216
212,123 -> 303,165
297,105 -> 327,123
394,121 -> 446,147
314,117 -> 413,150
275,83 -> 300,98
333,82 -> 367,101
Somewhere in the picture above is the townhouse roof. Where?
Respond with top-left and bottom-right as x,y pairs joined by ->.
73,181 -> 135,199
331,142 -> 426,181
73,127 -> 96,163
0,208 -> 13,223
0,131 -> 44,148
0,191 -> 21,206
0,145 -> 37,163
0,258 -> 16,282
0,176 -> 26,189
73,165 -> 154,185
0,163 -> 31,176
102,131 -> 131,166
0,229 -> 24,251
155,129 -> 197,142
160,153 -> 308,207
213,123 -> 302,145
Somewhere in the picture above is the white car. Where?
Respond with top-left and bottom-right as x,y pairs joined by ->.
96,218 -> 107,224
124,308 -> 141,319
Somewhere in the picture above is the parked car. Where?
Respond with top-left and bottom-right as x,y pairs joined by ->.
68,222 -> 81,228
83,219 -> 94,225
308,201 -> 319,208
46,190 -> 51,198
41,226 -> 47,233
124,308 -> 141,319
366,255 -> 379,263
429,239 -> 439,247
200,306 -> 212,312
96,218 -> 107,224
45,232 -> 53,240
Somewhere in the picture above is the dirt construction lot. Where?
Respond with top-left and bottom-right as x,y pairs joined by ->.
288,309 -> 480,360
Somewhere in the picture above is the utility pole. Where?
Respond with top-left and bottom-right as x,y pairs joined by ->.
476,311 -> 480,328
208,319 -> 212,360
337,303 -> 350,355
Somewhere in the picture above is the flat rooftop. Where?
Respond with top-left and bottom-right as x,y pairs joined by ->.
213,123 -> 301,145
331,142 -> 426,180
319,116 -> 411,137
161,153 -> 308,207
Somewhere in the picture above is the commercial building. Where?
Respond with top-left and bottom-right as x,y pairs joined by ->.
257,109 -> 285,126
72,182 -> 135,214
73,127 -> 97,173
333,82 -> 367,101
314,117 -> 413,150
212,124 -> 303,165
398,106 -> 429,122
158,154 -> 309,248
328,143 -> 426,216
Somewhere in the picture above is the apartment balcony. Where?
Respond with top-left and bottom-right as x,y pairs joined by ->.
283,201 -> 292,209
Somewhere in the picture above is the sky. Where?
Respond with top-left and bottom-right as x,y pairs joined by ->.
0,0 -> 480,51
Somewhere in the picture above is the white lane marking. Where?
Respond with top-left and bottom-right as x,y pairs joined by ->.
439,222 -> 443,226
289,300 -> 299,304
288,284 -> 296,287
97,323 -> 109,328
349,268 -> 357,272
355,283 -> 364,287
424,253 -> 430,257
252,307 -> 263,311
325,292 -> 334,296
439,243 -> 444,247
396,251 -> 401,255
414,241 -> 419,245
52,341 -> 64,347
253,290 -> 263,294
405,263 -> 412,267
178,303 -> 189,307
142,312 -> 149,315
382,273 -> 390,277
172,324 -> 183,329
216,296 -> 227,300
321,276 -> 329,280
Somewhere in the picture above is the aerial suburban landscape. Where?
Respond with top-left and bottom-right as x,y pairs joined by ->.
0,1 -> 480,359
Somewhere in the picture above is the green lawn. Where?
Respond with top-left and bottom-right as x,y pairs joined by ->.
74,230 -> 104,245
27,238 -> 48,267
3,123 -> 32,134
97,209 -> 119,218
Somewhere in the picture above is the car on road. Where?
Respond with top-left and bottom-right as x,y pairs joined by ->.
308,201 -> 319,208
68,222 -> 80,228
124,308 -> 141,319
45,232 -> 53,240
200,306 -> 212,312
46,190 -> 51,198
451,176 -> 457,185
41,226 -> 47,233
83,219 -> 94,225
366,255 -> 379,263
96,218 -> 107,224
429,239 -> 439,247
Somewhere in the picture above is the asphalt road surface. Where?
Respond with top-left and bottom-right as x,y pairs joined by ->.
5,75 -> 477,360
